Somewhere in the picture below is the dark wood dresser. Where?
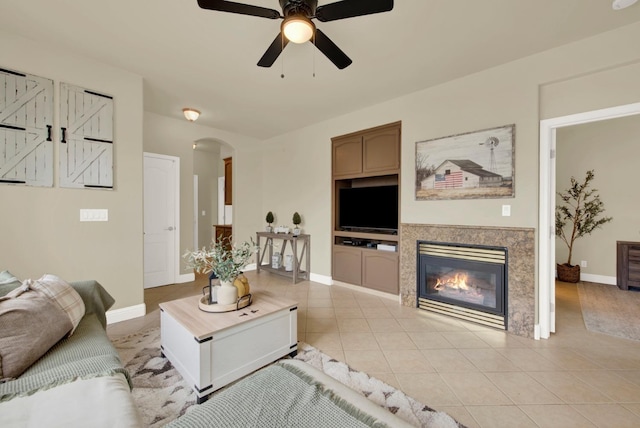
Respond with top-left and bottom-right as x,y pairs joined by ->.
617,241 -> 640,290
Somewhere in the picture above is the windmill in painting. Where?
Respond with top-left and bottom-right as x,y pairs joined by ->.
415,125 -> 514,200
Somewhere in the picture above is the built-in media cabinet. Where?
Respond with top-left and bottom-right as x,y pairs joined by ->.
331,121 -> 401,294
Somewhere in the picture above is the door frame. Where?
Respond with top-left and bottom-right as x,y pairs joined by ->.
537,102 -> 640,339
143,152 -> 183,286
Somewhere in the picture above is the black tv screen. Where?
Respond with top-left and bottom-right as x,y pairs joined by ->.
339,185 -> 398,232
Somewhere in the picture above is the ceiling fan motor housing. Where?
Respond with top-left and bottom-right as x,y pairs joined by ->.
280,0 -> 317,17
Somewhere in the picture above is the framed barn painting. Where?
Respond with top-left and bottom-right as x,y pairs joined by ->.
415,124 -> 515,200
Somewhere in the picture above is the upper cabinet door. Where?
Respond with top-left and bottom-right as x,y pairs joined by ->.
362,125 -> 400,174
59,83 -> 114,189
0,68 -> 54,187
224,157 -> 232,205
332,135 -> 362,177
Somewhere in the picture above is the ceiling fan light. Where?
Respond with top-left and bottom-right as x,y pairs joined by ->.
282,16 -> 315,44
183,108 -> 200,122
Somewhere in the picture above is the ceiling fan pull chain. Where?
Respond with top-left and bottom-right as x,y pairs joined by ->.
312,32 -> 316,78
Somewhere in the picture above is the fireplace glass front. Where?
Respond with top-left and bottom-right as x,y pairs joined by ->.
417,241 -> 507,329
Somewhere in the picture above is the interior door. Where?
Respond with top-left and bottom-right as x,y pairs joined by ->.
144,153 -> 177,288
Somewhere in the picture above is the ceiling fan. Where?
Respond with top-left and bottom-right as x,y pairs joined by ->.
197,0 -> 394,69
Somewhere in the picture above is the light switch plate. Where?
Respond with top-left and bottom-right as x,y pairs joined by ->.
80,209 -> 108,222
502,205 -> 511,216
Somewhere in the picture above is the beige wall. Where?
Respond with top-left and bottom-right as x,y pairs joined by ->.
0,31 -> 144,310
556,115 -> 640,276
260,22 -> 640,279
143,112 -> 261,274
194,148 -> 219,248
3,21 -> 640,315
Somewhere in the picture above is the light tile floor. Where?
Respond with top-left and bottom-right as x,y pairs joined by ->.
107,272 -> 640,428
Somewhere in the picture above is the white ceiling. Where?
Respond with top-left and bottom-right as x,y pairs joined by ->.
1,0 -> 639,140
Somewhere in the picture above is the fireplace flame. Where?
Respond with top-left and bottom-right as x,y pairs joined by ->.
434,273 -> 470,291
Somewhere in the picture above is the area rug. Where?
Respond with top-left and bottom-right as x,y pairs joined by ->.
113,328 -> 462,427
577,282 -> 640,341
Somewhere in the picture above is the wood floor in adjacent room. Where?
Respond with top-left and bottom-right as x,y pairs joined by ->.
107,272 -> 640,428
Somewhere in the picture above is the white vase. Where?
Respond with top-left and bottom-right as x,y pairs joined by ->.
218,279 -> 238,305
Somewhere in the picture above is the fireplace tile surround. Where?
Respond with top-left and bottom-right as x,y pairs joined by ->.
400,224 -> 536,339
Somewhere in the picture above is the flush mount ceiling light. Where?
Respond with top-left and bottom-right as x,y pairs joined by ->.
612,0 -> 638,9
183,108 -> 200,122
282,15 -> 315,44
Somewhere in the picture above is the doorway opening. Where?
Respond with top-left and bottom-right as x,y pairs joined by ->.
537,102 -> 640,339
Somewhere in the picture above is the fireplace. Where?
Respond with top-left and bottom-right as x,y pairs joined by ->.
417,241 -> 507,329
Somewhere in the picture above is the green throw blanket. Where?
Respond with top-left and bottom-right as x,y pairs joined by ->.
0,286 -> 130,403
167,362 -> 393,428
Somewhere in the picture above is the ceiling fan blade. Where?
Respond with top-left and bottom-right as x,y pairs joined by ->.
315,0 -> 393,22
313,29 -> 352,69
257,33 -> 289,67
197,0 -> 281,19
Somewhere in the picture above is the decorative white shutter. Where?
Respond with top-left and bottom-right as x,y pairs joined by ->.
0,67 -> 54,187
59,83 -> 113,189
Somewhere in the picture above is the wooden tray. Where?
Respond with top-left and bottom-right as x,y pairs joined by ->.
198,293 -> 252,313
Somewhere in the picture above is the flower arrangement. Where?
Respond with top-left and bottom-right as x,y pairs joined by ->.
183,236 -> 256,283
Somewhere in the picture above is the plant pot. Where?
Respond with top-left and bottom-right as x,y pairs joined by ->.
557,263 -> 580,283
293,227 -> 301,236
218,279 -> 238,305
265,226 -> 272,233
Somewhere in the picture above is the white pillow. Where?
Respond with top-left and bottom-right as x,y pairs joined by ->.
30,274 -> 85,336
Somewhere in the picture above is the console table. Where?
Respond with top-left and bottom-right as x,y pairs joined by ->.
256,232 -> 310,284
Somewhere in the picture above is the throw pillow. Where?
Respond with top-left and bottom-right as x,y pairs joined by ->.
30,274 -> 85,335
0,287 -> 73,380
0,270 -> 21,297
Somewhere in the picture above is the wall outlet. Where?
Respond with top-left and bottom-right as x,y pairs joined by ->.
580,260 -> 587,268
501,205 -> 511,216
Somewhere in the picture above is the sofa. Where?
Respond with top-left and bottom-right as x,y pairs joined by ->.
0,273 -> 141,427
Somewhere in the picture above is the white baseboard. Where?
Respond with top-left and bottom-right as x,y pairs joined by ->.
176,273 -> 195,284
331,279 -> 399,302
580,273 -> 616,285
106,303 -> 146,325
310,273 -> 332,285
243,263 -> 257,271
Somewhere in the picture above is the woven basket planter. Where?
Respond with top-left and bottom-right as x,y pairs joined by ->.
557,263 -> 580,283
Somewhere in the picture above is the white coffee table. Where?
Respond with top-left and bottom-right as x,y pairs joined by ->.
159,292 -> 298,403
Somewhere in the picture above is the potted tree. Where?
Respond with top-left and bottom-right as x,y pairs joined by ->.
265,211 -> 274,233
292,212 -> 302,236
555,169 -> 612,283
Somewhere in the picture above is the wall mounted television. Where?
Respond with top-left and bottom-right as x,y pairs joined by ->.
339,185 -> 398,233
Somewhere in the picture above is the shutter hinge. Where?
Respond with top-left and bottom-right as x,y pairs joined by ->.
550,149 -> 556,159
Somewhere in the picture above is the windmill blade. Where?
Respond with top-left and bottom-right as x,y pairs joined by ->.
316,0 -> 394,22
197,0 -> 281,19
313,29 -> 352,69
257,33 -> 289,67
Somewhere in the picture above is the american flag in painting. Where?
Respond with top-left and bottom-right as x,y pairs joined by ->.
434,171 -> 463,189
